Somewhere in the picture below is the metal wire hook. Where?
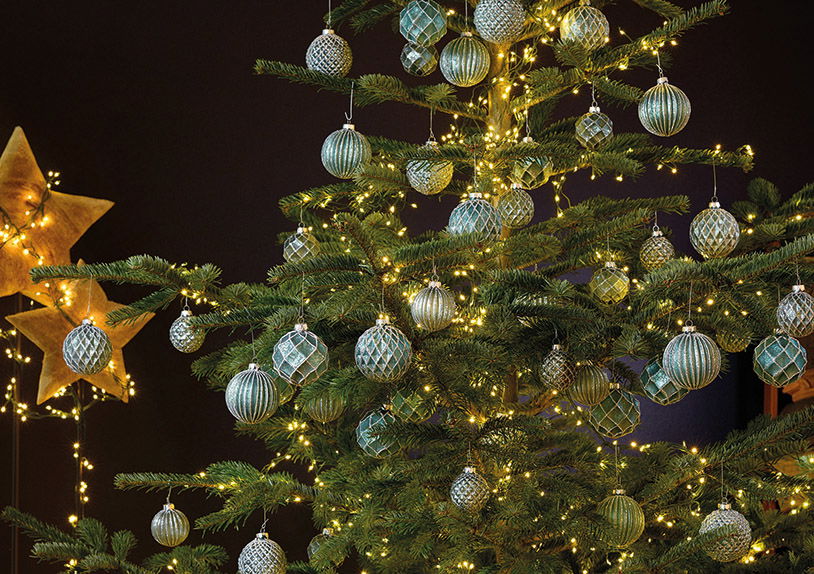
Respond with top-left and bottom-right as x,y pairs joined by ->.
345,81 -> 355,123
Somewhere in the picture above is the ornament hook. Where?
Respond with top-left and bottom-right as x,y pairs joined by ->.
711,154 -> 719,203
345,81 -> 355,123
327,0 -> 332,29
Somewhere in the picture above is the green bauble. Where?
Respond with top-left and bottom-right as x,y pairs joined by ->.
538,344 -> 576,391
497,185 -> 534,229
305,29 -> 352,77
356,408 -> 398,457
169,309 -> 205,353
238,532 -> 287,574
575,105 -> 613,149
589,261 -> 629,304
662,325 -> 721,390
272,322 -> 329,386
640,357 -> 688,406
777,284 -> 814,338
512,137 -> 551,190
321,123 -> 372,179
639,229 -> 674,272
411,280 -> 456,332
596,490 -> 645,548
570,364 -> 610,406
406,140 -> 454,195
448,192 -> 502,239
638,76 -> 691,137
283,226 -> 320,263
302,391 -> 346,423
355,317 -> 413,382
690,201 -> 740,259
391,389 -> 435,423
225,363 -> 279,424
753,331 -> 807,388
400,0 -> 447,46
450,466 -> 490,512
716,329 -> 752,353
588,387 -> 641,438
439,33 -> 490,87
307,528 -> 339,563
560,0 -> 609,52
401,43 -> 438,76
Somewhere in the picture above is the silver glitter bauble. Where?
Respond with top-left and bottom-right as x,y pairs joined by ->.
662,325 -> 721,390
690,201 -> 740,259
589,261 -> 630,304
512,137 -> 551,189
401,43 -> 439,76
450,466 -> 490,512
596,490 -> 645,549
538,344 -> 576,391
576,105 -> 613,149
391,389 -> 435,423
307,528 -> 337,563
588,387 -> 641,438
151,503 -> 189,547
638,76 -> 691,137
169,309 -> 205,353
716,329 -> 752,353
321,124 -> 372,179
474,0 -> 526,45
497,184 -> 534,229
640,357 -> 688,406
63,319 -> 113,375
283,226 -> 320,263
238,532 -> 287,574
272,323 -> 329,386
400,0 -> 447,46
411,280 -> 456,331
225,363 -> 279,424
560,0 -> 609,52
356,408 -> 398,457
440,33 -> 490,87
640,229 -> 675,272
302,391 -> 346,423
699,503 -> 751,563
406,140 -> 454,195
777,284 -> 814,338
753,330 -> 807,388
355,317 -> 412,382
306,29 -> 352,77
570,364 -> 610,406
448,192 -> 502,239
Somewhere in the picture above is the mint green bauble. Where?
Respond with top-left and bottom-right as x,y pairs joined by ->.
283,226 -> 320,263
596,490 -> 645,548
355,317 -> 413,382
473,0 -> 526,45
356,408 -> 398,457
638,77 -> 691,137
321,124 -> 372,179
589,261 -> 629,304
662,325 -> 721,390
401,43 -> 438,76
640,357 -> 688,406
570,364 -> 610,406
306,29 -> 352,77
753,331 -> 807,388
400,0 -> 447,46
448,192 -> 502,239
273,323 -> 329,387
497,185 -> 534,229
225,363 -> 279,424
406,140 -> 454,195
411,280 -> 456,332
588,387 -> 641,438
575,105 -> 613,149
391,389 -> 435,423
439,33 -> 490,88
690,201 -> 740,259
512,137 -> 551,189
777,284 -> 814,338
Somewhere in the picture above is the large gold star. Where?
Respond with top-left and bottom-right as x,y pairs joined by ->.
0,127 -> 113,299
5,277 -> 153,404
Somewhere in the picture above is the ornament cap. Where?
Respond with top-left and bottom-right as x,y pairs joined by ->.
682,324 -> 697,333
604,261 -> 617,269
588,105 -> 601,113
792,284 -> 806,293
718,502 -> 732,511
322,527 -> 334,536
467,191 -> 483,199
463,466 -> 477,473
657,76 -> 669,84
774,328 -> 785,335
428,280 -> 442,288
322,28 -> 335,35
609,382 -> 621,390
510,182 -> 523,191
294,322 -> 309,332
81,318 -> 93,325
424,139 -> 440,148
552,343 -> 562,351
256,532 -> 269,539
375,317 -> 391,326
247,363 -> 260,371
342,123 -> 356,131
461,31 -> 474,37
651,228 -> 664,237
708,201 -> 721,208
612,488 -> 626,495
521,136 -> 535,144
180,309 -> 193,317
296,225 -> 306,233
163,503 -> 175,511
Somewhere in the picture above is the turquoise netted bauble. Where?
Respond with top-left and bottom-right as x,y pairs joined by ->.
400,0 -> 447,46
588,387 -> 641,438
356,408 -> 399,457
589,261 -> 629,304
753,330 -> 807,388
355,317 -> 413,382
662,325 -> 721,390
391,389 -> 435,423
777,284 -> 814,338
306,29 -> 352,77
225,363 -> 279,424
640,357 -> 688,406
497,184 -> 534,229
448,192 -> 502,239
576,105 -> 613,149
570,364 -> 610,406
321,123 -> 372,179
440,33 -> 490,88
473,0 -> 526,45
596,490 -> 645,548
560,0 -> 609,52
406,139 -> 454,195
272,322 -> 329,386
401,43 -> 438,76
690,201 -> 740,259
638,76 -> 691,137
411,280 -> 456,332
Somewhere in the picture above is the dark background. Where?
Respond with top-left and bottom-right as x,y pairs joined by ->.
1,2 -> 811,572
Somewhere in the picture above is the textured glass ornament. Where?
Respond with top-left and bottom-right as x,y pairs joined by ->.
576,105 -> 613,149
640,357 -> 688,406
273,323 -> 329,386
440,33 -> 490,87
401,43 -> 438,76
302,391 -> 346,423
411,280 -> 456,331
225,363 -> 279,424
400,0 -> 447,46
589,387 -> 641,438
448,192 -> 502,239
306,29 -> 352,77
355,317 -> 413,382
474,0 -> 526,44
512,137 -> 551,189
640,229 -> 675,272
699,503 -> 751,563
570,364 -> 610,406
662,325 -> 721,390
63,319 -> 113,375
716,329 -> 752,353
589,261 -> 629,304
560,0 -> 609,52
596,490 -> 645,548
753,330 -> 807,388
169,309 -> 205,353
307,528 -> 338,563
356,408 -> 398,457
690,201 -> 740,259
283,226 -> 320,263
391,389 -> 435,423
638,76 -> 691,137
514,292 -> 562,328
321,124 -> 372,179
151,503 -> 189,547
777,284 -> 814,338
450,466 -> 490,512
538,344 -> 576,391
406,140 -> 454,195
497,184 -> 534,229
238,532 -> 287,574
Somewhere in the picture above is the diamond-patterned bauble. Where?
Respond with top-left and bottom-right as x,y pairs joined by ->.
321,124 -> 372,179
589,387 -> 641,438
662,325 -> 721,390
699,503 -> 751,563
400,0 -> 447,46
512,137 -> 551,189
753,331 -> 807,388
589,261 -> 630,304
411,280 -> 456,331
640,357 -> 689,406
716,329 -> 752,353
355,317 -> 412,382
474,0 -> 526,45
570,364 -> 610,406
169,309 -> 205,353
302,390 -> 346,423
690,201 -> 740,259
777,284 -> 814,338
391,389 -> 435,423
450,466 -> 490,512
596,490 -> 645,549
406,140 -> 454,195
225,363 -> 279,424
576,105 -> 613,149
560,0 -> 609,52
440,33 -> 490,87
497,185 -> 535,229
638,76 -> 691,137
273,323 -> 329,386
63,319 -> 113,375
448,192 -> 502,239
356,408 -> 399,457
151,503 -> 189,547
283,226 -> 320,263
538,344 -> 576,391
640,229 -> 675,272
401,43 -> 439,76
306,29 -> 352,77
307,528 -> 337,563
238,532 -> 287,574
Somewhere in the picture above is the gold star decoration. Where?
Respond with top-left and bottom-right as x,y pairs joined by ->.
0,126 -> 113,299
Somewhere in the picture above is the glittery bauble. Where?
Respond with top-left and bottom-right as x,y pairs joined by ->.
699,503 -> 751,563
238,532 -> 287,574
356,408 -> 398,457
151,503 -> 189,547
306,29 -> 352,77
638,77 -> 691,137
406,140 -> 454,195
576,106 -> 613,149
589,387 -> 641,438
450,466 -> 490,512
570,364 -> 610,406
307,528 -> 338,563
589,261 -> 629,304
640,230 -> 675,272
753,331 -> 807,388
512,138 -> 551,189
560,0 -> 609,52
777,285 -> 814,338
596,490 -> 645,549
440,33 -> 490,88
497,185 -> 535,229
690,201 -> 740,259
169,309 -> 205,353
411,280 -> 456,331
283,226 -> 320,263
302,391 -> 346,423
640,357 -> 688,406
662,325 -> 721,390
400,0 -> 447,46
401,43 -> 438,76
474,0 -> 526,44
716,329 -> 752,353
355,317 -> 412,382
63,319 -> 113,375
448,192 -> 502,239
391,389 -> 435,423
225,363 -> 279,424
321,124 -> 372,179
272,323 -> 329,386
538,344 -> 576,391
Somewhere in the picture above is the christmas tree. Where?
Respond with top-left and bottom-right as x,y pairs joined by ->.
5,0 -> 814,572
